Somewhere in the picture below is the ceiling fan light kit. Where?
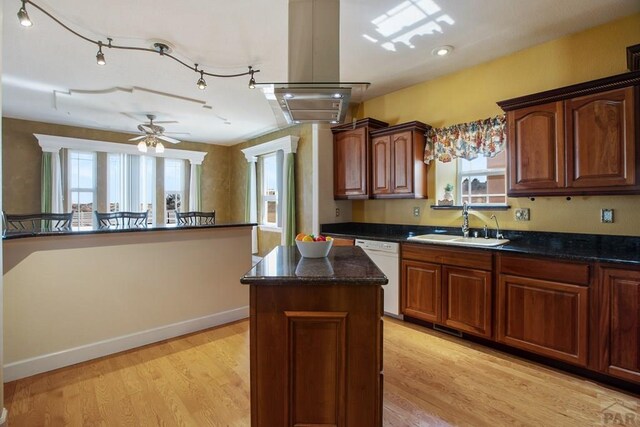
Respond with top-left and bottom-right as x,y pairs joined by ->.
16,0 -> 260,90
130,115 -> 180,153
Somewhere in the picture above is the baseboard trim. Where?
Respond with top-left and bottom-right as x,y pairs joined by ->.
3,306 -> 249,383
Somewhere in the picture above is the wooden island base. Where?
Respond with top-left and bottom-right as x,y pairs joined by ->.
242,246 -> 387,427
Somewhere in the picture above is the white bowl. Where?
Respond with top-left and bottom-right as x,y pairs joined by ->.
295,239 -> 333,258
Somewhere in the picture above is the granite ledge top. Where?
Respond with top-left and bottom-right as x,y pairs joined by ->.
241,246 -> 388,285
321,222 -> 640,266
3,222 -> 257,240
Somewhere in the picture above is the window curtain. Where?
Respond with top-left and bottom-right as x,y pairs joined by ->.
188,163 -> 202,211
424,115 -> 506,164
41,150 -> 63,213
282,153 -> 296,246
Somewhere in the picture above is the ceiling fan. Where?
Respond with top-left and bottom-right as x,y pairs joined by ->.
128,114 -> 183,145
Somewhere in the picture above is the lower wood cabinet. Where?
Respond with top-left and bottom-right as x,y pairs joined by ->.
496,254 -> 590,367
598,267 -> 640,383
401,243 -> 493,339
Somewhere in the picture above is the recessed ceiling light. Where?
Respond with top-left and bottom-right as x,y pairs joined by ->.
432,45 -> 453,57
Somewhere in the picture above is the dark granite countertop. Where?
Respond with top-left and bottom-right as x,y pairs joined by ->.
3,222 -> 257,240
241,245 -> 388,286
321,222 -> 640,266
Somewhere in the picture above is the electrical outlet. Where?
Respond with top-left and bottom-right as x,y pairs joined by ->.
335,208 -> 340,217
601,209 -> 614,223
413,207 -> 420,217
515,208 -> 530,221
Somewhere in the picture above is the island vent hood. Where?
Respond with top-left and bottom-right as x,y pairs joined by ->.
260,0 -> 369,124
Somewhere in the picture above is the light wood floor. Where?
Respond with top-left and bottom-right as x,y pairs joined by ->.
5,318 -> 639,426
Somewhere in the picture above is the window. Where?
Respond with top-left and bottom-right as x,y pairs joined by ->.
457,151 -> 506,205
68,150 -> 96,228
261,153 -> 278,227
106,153 -> 156,224
164,159 -> 185,224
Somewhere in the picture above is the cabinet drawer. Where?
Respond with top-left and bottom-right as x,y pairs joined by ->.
498,254 -> 590,285
402,243 -> 492,270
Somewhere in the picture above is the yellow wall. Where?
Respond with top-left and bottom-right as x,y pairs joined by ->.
355,13 -> 640,236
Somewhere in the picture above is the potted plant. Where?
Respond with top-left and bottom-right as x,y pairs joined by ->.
439,183 -> 454,206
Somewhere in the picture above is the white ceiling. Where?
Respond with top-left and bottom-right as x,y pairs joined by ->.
3,0 -> 639,146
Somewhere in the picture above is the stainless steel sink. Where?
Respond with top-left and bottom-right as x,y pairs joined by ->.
407,234 -> 509,247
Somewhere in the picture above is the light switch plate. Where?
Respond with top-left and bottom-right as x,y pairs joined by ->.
601,209 -> 614,223
515,208 -> 530,221
413,207 -> 420,217
335,208 -> 340,217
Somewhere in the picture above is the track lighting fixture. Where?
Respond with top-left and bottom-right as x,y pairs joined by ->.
248,66 -> 256,89
17,0 -> 260,90
197,70 -> 207,90
96,41 -> 106,65
17,1 -> 32,27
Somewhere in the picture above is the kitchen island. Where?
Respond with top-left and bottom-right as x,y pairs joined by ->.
241,245 -> 388,427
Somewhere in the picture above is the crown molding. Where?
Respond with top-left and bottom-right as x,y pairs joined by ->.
241,135 -> 299,162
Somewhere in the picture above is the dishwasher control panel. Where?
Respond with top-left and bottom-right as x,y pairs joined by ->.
355,239 -> 399,254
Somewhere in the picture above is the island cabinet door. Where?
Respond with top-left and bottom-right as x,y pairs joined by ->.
599,267 -> 640,383
401,259 -> 441,322
442,266 -> 493,339
496,274 -> 589,367
565,87 -> 636,189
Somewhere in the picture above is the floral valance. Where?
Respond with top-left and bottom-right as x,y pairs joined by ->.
424,115 -> 506,164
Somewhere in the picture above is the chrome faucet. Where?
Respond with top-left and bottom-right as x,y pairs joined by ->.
461,202 -> 470,238
490,214 -> 504,239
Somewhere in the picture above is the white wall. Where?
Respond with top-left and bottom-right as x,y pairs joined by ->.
3,226 -> 251,381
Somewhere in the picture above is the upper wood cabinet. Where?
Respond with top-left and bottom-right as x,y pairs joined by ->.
370,122 -> 430,199
508,101 -> 565,193
566,87 -> 635,188
332,118 -> 388,199
499,71 -> 640,196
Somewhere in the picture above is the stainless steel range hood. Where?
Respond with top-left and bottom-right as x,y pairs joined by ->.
261,0 -> 369,124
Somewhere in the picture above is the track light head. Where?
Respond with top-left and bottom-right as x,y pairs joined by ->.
248,67 -> 256,89
18,1 -> 32,27
197,71 -> 207,90
96,42 -> 106,65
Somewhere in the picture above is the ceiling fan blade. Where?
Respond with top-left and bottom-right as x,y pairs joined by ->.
139,124 -> 155,133
164,131 -> 191,136
153,120 -> 179,125
129,135 -> 147,141
158,135 -> 181,144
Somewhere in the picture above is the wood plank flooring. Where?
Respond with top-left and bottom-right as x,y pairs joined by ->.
4,318 -> 639,426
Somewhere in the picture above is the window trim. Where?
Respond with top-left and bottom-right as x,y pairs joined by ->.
456,157 -> 507,206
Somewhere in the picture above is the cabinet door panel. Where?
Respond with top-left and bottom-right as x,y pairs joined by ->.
392,131 -> 413,194
497,274 -> 588,366
443,267 -> 492,338
402,260 -> 441,322
508,102 -> 565,193
566,87 -> 635,188
371,135 -> 391,195
334,128 -> 368,198
601,268 -> 640,383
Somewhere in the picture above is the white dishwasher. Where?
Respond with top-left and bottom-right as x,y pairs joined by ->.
355,239 -> 401,318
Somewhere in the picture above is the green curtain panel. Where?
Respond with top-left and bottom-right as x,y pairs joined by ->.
41,152 -> 53,213
284,153 -> 296,246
